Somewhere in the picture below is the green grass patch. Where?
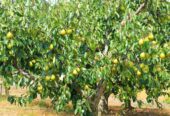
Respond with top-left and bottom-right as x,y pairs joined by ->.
163,97 -> 170,104
0,95 -> 7,102
38,100 -> 49,108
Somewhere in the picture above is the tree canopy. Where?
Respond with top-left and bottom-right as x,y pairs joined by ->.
0,0 -> 170,115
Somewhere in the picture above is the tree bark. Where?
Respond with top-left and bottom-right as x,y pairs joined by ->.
0,84 -> 2,95
89,80 -> 106,116
98,92 -> 111,115
124,99 -> 134,111
98,96 -> 108,116
5,87 -> 9,97
0,80 -> 3,95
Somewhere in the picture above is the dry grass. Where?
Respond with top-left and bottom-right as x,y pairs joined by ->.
164,98 -> 170,104
108,106 -> 170,116
0,87 -> 170,116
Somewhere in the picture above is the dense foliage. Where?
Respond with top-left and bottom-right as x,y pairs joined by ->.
0,0 -> 170,115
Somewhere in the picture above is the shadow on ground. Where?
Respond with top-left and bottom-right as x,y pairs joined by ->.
107,106 -> 170,116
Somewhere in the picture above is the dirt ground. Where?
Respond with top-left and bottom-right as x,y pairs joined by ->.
0,86 -> 170,116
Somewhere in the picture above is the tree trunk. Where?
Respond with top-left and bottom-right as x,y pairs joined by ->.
124,99 -> 134,110
0,80 -> 3,95
98,92 -> 110,114
89,80 -> 106,116
5,87 -> 9,97
0,84 -> 2,95
98,95 -> 107,116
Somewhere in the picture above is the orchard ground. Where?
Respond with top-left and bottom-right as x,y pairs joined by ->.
0,87 -> 170,116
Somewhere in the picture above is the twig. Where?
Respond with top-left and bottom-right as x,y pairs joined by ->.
135,3 -> 146,15
12,59 -> 35,80
121,0 -> 148,27
103,40 -> 109,56
18,68 -> 35,80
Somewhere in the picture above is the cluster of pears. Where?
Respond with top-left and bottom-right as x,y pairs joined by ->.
29,60 -> 36,67
138,33 -> 166,60
111,58 -> 119,73
138,33 -> 154,45
37,83 -> 43,93
59,28 -> 73,36
45,74 -> 56,81
37,75 -> 56,92
46,28 -> 73,51
6,32 -> 14,55
139,63 -> 149,73
72,67 -> 81,76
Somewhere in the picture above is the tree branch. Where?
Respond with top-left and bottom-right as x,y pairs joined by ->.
102,40 -> 109,56
135,3 -> 145,15
121,0 -> 148,27
13,59 -> 35,80
17,68 -> 35,80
